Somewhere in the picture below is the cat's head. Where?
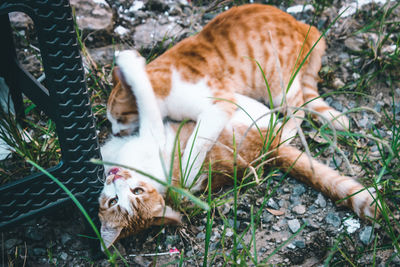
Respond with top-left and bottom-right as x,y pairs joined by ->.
107,66 -> 139,136
98,167 -> 181,249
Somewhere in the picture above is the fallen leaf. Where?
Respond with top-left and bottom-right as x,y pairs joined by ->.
266,208 -> 285,216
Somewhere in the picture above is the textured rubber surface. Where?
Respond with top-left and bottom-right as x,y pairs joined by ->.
0,0 -> 103,229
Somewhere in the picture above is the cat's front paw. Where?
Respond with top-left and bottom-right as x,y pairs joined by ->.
115,50 -> 146,74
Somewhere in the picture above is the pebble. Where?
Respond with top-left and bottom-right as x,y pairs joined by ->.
331,101 -> 343,112
325,212 -> 341,227
33,247 -> 46,256
358,117 -> 369,128
303,218 -> 320,229
25,227 -> 44,241
259,247 -> 267,253
333,78 -> 345,89
278,199 -> 288,208
272,225 -> 281,232
61,233 -> 72,246
225,229 -> 234,238
359,226 -> 374,245
196,232 -> 206,240
288,219 -> 301,233
315,193 -> 327,208
228,219 -> 240,229
293,239 -> 306,248
262,212 -> 274,223
292,185 -> 306,196
267,198 -> 280,210
60,252 -> 68,261
292,205 -> 306,215
290,195 -> 302,205
210,232 -> 221,242
308,204 -> 319,214
343,218 -> 360,234
5,239 -> 21,250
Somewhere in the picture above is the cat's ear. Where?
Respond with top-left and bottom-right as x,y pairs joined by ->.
112,66 -> 121,86
100,224 -> 123,250
152,206 -> 182,226
112,66 -> 130,90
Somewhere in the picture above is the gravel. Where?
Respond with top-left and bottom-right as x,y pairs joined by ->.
288,219 -> 301,233
2,0 -> 399,265
359,226 -> 375,245
325,212 -> 341,228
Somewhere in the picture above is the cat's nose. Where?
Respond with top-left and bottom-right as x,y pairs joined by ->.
113,132 -> 121,137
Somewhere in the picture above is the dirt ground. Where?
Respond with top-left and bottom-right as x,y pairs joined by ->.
1,0 -> 399,266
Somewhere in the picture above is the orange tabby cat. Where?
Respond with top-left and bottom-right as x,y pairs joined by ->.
99,79 -> 378,250
107,4 -> 350,188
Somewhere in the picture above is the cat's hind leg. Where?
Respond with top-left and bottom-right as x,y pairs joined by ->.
182,81 -> 238,189
301,40 -> 350,130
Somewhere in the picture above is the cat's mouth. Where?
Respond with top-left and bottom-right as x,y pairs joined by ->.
107,167 -> 126,183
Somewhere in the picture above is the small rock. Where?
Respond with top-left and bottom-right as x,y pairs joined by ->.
315,193 -> 327,208
358,117 -> 369,128
114,25 -> 130,36
267,198 -> 280,210
5,239 -> 21,250
33,247 -> 47,256
290,195 -> 302,205
325,212 -> 341,227
259,247 -> 267,253
61,233 -> 72,246
331,101 -> 343,112
390,252 -> 400,265
303,218 -> 320,229
210,232 -> 221,242
308,204 -> 319,214
262,212 -> 274,223
70,0 -> 113,32
293,239 -> 306,248
60,252 -> 68,261
359,226 -> 374,245
292,185 -> 306,196
25,227 -> 44,241
9,12 -> 32,28
333,78 -> 345,89
288,219 -> 301,233
292,205 -> 306,215
343,218 -> 360,234
352,73 -> 361,80
225,229 -> 234,238
196,232 -> 206,240
133,19 -> 184,50
278,199 -> 288,208
287,243 -> 296,249
272,225 -> 281,232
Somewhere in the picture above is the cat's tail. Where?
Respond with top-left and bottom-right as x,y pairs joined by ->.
300,25 -> 350,131
273,144 -> 380,219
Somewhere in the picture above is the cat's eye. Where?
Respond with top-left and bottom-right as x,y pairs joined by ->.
131,187 -> 144,195
109,197 -> 118,207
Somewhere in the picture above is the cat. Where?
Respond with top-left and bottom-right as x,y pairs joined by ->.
99,73 -> 378,250
106,4 -> 350,188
